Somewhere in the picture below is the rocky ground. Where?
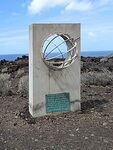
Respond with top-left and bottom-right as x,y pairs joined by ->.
0,56 -> 113,150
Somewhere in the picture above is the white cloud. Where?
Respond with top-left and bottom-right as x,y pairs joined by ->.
0,29 -> 27,37
0,29 -> 28,54
88,32 -> 96,38
0,35 -> 27,43
28,0 -> 68,14
28,0 -> 113,15
28,0 -> 93,14
65,1 -> 92,11
0,29 -> 28,45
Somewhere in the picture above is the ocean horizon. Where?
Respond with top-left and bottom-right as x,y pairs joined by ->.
0,51 -> 112,61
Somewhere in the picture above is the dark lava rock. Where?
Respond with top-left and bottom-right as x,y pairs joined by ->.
13,123 -> 17,126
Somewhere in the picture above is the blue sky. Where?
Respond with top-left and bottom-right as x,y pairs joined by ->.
0,0 -> 113,54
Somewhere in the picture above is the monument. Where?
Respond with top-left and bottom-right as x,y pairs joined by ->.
29,24 -> 81,117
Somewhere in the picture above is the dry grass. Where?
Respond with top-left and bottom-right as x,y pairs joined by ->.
18,75 -> 29,96
0,73 -> 11,96
81,69 -> 113,86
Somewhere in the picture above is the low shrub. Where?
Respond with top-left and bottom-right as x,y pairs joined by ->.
0,73 -> 11,96
81,70 -> 113,86
18,75 -> 29,96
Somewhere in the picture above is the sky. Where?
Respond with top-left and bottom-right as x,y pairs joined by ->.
0,0 -> 113,54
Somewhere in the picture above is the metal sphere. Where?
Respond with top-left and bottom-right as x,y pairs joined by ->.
41,33 -> 79,70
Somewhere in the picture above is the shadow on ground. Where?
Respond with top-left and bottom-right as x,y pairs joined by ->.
19,99 -> 109,125
81,99 -> 108,113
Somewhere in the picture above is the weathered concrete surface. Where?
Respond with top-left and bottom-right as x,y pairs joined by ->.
29,24 -> 81,117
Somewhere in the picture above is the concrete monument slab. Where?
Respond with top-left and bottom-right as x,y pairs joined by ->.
29,24 -> 81,117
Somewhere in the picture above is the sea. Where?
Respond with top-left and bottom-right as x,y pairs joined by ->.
0,51 -> 113,61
